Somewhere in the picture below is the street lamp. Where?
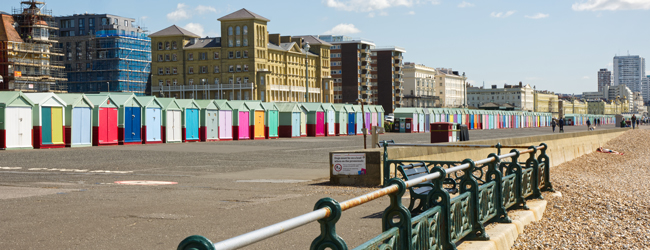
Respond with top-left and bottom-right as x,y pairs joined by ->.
304,42 -> 310,102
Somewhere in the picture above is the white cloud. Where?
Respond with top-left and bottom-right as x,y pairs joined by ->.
408,10 -> 416,15
490,10 -> 516,18
167,3 -> 190,21
582,76 -> 590,79
324,0 -> 439,12
183,23 -> 204,37
379,11 -> 389,16
525,13 -> 550,19
141,16 -> 148,21
195,5 -> 217,14
368,12 -> 376,17
572,0 -> 650,11
458,1 -> 475,8
323,23 -> 361,35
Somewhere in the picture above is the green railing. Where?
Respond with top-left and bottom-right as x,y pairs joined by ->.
178,143 -> 554,250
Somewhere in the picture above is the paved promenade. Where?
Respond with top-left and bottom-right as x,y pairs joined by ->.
0,124 -> 623,249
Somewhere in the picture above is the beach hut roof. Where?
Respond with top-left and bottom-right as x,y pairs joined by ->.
157,98 -> 182,110
175,99 -> 200,109
135,96 -> 163,109
300,102 -> 325,112
83,94 -> 120,108
107,93 -> 142,107
260,102 -> 279,111
195,100 -> 219,110
376,105 -> 385,112
0,92 -> 34,107
214,100 -> 233,110
56,93 -> 94,108
276,102 -> 301,112
332,104 -> 348,112
393,107 -> 418,113
227,100 -> 252,111
321,103 -> 335,111
23,93 -> 67,106
243,101 -> 265,111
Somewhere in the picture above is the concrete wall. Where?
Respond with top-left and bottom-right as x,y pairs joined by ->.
330,128 -> 628,186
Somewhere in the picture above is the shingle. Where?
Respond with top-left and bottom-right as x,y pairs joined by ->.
149,25 -> 200,38
294,35 -> 332,46
184,38 -> 221,49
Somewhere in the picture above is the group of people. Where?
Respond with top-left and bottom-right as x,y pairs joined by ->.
551,117 -> 605,132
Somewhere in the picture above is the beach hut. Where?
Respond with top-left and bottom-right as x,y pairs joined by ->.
394,108 -> 419,133
363,105 -> 373,134
57,93 -> 93,147
175,99 -> 200,142
417,108 -> 425,133
85,94 -> 119,146
352,105 -> 364,135
246,101 -> 267,140
322,103 -> 336,136
158,98 -> 183,143
157,98 -> 182,143
301,103 -> 326,137
331,104 -> 348,136
260,102 -> 279,139
214,100 -> 233,141
24,93 -> 67,149
423,108 -> 430,132
369,105 -> 378,131
135,96 -> 163,144
107,93 -> 143,145
345,104 -> 356,135
228,101 -> 251,140
298,103 -> 308,137
195,100 -> 220,142
376,105 -> 385,133
0,92 -> 34,150
277,102 -> 301,138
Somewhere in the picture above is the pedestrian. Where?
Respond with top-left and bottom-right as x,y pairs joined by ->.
620,119 -> 627,128
597,118 -> 600,126
636,119 -> 639,128
586,119 -> 591,131
551,119 -> 556,132
632,115 -> 637,129
559,117 -> 565,133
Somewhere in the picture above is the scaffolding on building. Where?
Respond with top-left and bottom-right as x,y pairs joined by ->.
63,30 -> 151,95
6,0 -> 67,91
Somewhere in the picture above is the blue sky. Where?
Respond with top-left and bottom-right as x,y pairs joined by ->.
14,0 -> 650,94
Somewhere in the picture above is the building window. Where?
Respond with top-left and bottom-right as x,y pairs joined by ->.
201,66 -> 207,73
243,26 -> 248,35
229,51 -> 234,59
158,68 -> 163,75
200,52 -> 207,60
101,17 -> 108,25
214,66 -> 219,73
229,66 -> 234,72
244,91 -> 249,100
229,77 -> 233,84
172,53 -> 177,61
158,55 -> 163,61
236,65 -> 241,72
228,27 -> 233,36
158,80 -> 163,86
236,51 -> 241,58
213,52 -> 219,59
244,77 -> 249,83
188,53 -> 194,60
173,79 -> 177,85
189,67 -> 194,74
124,20 -> 128,27
165,54 -> 170,61
172,41 -> 177,49
237,77 -> 241,84
189,79 -> 194,85
165,42 -> 170,50
158,42 -> 162,50
236,38 -> 241,47
165,67 -> 170,74
243,38 -> 248,46
236,26 -> 241,35
243,65 -> 248,72
243,50 -> 248,58
214,78 -> 219,84
228,39 -> 233,47
173,67 -> 177,74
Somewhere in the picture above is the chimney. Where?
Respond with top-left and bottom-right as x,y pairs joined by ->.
280,36 -> 292,44
491,85 -> 497,89
290,37 -> 303,49
519,81 -> 523,87
268,33 -> 281,45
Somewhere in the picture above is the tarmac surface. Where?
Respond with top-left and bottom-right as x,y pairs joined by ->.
0,124 -> 621,249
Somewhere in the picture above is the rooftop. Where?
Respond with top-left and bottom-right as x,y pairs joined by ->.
149,25 -> 199,38
218,8 -> 270,22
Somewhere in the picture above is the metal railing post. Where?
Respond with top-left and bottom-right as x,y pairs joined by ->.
486,153 -> 511,223
382,140 -> 390,186
537,143 -> 554,192
177,235 -> 215,250
505,149 -> 528,210
525,146 -> 543,200
310,198 -> 347,250
382,178 -> 411,250
459,159 -> 489,241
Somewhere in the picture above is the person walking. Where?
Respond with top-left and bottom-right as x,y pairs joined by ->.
597,118 -> 600,126
636,119 -> 639,128
551,119 -> 557,132
632,115 -> 637,129
586,119 -> 591,131
559,117 -> 565,133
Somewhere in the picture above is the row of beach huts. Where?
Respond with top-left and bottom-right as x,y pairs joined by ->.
0,92 -> 386,150
0,91 -> 616,150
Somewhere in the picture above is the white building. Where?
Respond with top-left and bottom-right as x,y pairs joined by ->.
613,55 -> 646,99
603,84 -> 633,110
435,68 -> 467,107
467,82 -> 535,111
402,62 -> 437,107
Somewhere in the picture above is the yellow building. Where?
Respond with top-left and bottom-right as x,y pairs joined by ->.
533,91 -> 559,115
149,9 -> 333,102
572,100 -> 587,114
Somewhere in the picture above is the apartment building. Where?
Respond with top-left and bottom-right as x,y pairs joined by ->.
55,14 -> 151,94
370,46 -> 405,113
597,68 -> 611,93
435,68 -> 467,108
466,82 -> 534,111
0,1 -> 66,91
613,55 -> 645,98
318,35 -> 374,105
533,91 -> 559,115
402,62 -> 437,108
150,9 -> 333,102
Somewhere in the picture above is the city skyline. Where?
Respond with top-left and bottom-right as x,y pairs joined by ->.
6,0 -> 650,94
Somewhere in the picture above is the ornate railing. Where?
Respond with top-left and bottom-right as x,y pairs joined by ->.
178,143 -> 553,250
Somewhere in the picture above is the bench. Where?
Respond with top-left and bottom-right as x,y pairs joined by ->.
397,162 -> 458,213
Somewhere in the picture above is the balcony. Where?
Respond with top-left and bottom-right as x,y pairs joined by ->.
152,83 -> 253,93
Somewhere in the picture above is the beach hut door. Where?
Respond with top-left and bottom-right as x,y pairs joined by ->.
5,107 -> 32,148
146,108 -> 161,142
